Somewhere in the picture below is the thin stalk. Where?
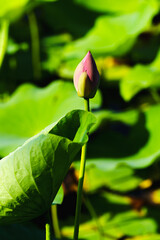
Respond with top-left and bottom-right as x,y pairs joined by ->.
83,195 -> 118,240
83,195 -> 104,239
45,210 -> 52,240
73,98 -> 90,240
0,20 -> 9,67
150,88 -> 160,103
51,205 -> 61,239
28,11 -> 41,80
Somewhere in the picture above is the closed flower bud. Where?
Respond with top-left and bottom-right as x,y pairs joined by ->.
73,51 -> 100,99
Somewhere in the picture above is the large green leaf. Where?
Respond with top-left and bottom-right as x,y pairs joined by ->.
0,0 -> 29,21
0,110 -> 95,224
120,65 -> 160,101
74,163 -> 141,192
64,0 -> 158,58
120,49 -> 160,101
127,236 -> 160,240
0,0 -> 57,22
42,0 -> 100,38
42,34 -> 72,74
85,104 -> 160,169
0,80 -> 101,157
74,0 -> 155,14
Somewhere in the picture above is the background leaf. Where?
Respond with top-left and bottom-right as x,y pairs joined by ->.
0,80 -> 101,157
74,164 -> 142,192
61,192 -> 158,240
74,0 -> 156,14
0,0 -> 29,21
120,65 -> 160,101
64,0 -> 158,58
85,105 -> 160,170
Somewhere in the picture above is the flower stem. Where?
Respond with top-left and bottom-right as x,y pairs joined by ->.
51,205 -> 61,239
83,195 -> 104,239
150,88 -> 160,103
73,98 -> 90,240
28,11 -> 41,80
0,20 -> 9,68
45,210 -> 52,240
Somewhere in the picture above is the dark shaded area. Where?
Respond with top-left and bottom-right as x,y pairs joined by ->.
41,0 -> 102,38
100,85 -> 128,111
0,222 -> 45,240
88,112 -> 149,158
57,190 -> 131,226
50,110 -> 81,141
128,33 -> 160,64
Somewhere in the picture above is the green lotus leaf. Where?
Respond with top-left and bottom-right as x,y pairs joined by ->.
64,0 -> 158,58
0,110 -> 96,224
0,80 -> 101,157
74,163 -> 141,192
0,0 -> 29,21
120,49 -> 160,101
120,65 -> 160,101
0,0 -> 57,22
85,104 -> 160,169
74,0 -> 156,14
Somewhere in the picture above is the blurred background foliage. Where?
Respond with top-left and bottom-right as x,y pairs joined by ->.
1,0 -> 160,239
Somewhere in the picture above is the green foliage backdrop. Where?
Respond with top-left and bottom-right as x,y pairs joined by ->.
1,0 -> 160,239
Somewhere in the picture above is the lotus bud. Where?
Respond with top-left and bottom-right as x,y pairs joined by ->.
73,51 -> 100,98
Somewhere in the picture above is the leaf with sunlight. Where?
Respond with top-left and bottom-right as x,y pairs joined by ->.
0,80 -> 101,156
64,0 -> 158,58
0,110 -> 96,224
